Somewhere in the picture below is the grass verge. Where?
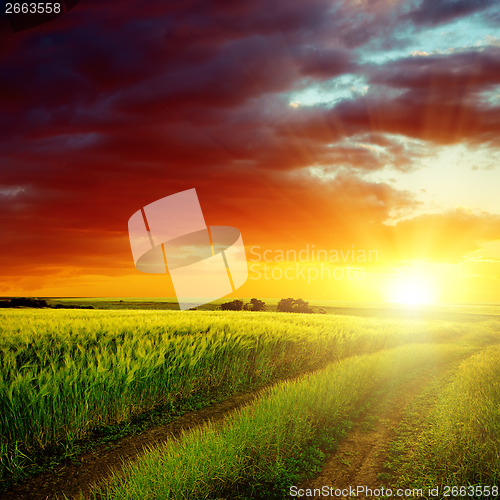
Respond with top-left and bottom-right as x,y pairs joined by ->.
387,346 -> 500,499
91,343 -> 470,500
2,308 -> 480,488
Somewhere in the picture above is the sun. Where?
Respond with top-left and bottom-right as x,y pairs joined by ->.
386,271 -> 439,306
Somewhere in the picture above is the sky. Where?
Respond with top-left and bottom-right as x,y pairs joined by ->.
0,0 -> 499,304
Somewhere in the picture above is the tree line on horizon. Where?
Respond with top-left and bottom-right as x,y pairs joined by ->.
0,297 -> 94,309
1,296 -> 325,314
219,297 -> 325,314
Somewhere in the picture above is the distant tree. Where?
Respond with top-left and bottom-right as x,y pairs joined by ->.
244,298 -> 266,311
277,298 -> 296,313
293,298 -> 314,314
8,297 -> 49,308
220,299 -> 244,311
277,297 -> 313,314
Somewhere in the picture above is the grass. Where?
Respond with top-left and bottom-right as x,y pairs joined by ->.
388,345 -> 500,498
1,306 -> 498,497
1,307 -> 463,486
91,343 -> 471,500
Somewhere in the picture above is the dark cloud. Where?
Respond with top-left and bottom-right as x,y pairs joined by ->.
407,0 -> 499,26
296,48 -> 356,80
276,48 -> 500,146
369,48 -> 500,94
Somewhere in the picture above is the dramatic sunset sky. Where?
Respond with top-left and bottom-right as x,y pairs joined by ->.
1,0 -> 499,304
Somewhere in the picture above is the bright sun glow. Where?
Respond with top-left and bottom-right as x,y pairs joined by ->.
386,272 -> 438,306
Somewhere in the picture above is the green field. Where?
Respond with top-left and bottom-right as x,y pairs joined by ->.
0,303 -> 499,499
